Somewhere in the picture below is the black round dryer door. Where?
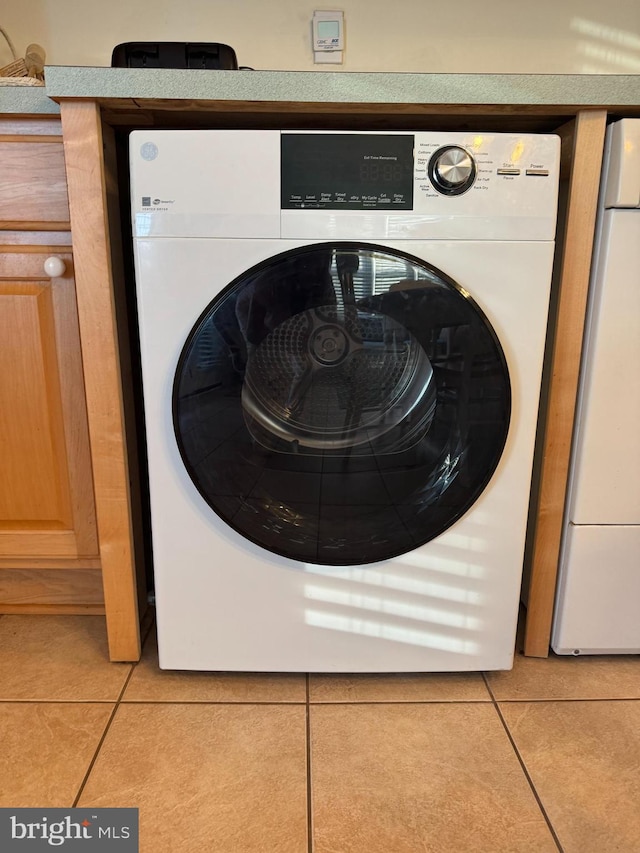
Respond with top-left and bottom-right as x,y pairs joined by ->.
173,243 -> 511,565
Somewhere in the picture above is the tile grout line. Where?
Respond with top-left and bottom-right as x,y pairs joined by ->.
472,696 -> 640,704
71,622 -> 154,808
5,696 -> 640,705
0,699 -> 125,705
482,673 -> 565,853
306,698 -> 494,705
71,666 -> 135,807
117,699 -> 308,706
306,674 -> 313,853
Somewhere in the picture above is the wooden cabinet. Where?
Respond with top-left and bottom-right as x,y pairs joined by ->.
0,116 -> 104,615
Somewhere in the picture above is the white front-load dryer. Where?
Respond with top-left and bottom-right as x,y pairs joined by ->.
130,129 -> 560,671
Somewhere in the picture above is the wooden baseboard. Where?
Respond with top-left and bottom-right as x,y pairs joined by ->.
0,557 -> 101,570
0,567 -> 104,610
0,604 -> 105,615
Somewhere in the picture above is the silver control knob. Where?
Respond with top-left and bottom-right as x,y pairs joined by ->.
428,146 -> 476,195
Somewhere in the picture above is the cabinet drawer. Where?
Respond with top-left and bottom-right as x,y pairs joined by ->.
0,142 -> 70,228
0,251 -> 71,280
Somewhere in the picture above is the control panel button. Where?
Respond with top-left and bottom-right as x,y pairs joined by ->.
428,146 -> 477,195
525,169 -> 550,176
497,168 -> 521,175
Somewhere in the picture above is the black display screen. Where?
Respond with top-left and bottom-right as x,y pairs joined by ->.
281,134 -> 414,210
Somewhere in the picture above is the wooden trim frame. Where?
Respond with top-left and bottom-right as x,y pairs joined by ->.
524,110 -> 608,657
60,100 -> 141,661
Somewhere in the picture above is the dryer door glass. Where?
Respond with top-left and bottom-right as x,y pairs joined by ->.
173,243 -> 511,565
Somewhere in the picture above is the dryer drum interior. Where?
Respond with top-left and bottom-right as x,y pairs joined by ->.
173,243 -> 511,565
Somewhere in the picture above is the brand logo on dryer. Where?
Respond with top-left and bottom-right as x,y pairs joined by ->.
141,196 -> 175,211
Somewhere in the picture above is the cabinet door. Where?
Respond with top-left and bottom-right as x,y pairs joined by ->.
0,252 -> 98,559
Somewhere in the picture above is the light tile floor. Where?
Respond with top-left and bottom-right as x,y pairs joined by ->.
1,614 -> 640,852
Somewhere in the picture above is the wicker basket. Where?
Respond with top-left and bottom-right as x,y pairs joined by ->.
0,57 -> 28,77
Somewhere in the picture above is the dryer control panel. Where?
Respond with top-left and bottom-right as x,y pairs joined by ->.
281,131 -> 558,205
280,130 -> 560,241
130,129 -> 560,242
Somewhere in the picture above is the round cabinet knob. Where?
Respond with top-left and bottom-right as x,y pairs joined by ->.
428,146 -> 476,196
44,256 -> 66,277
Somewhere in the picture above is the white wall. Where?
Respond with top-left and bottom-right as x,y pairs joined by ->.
2,0 -> 640,74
